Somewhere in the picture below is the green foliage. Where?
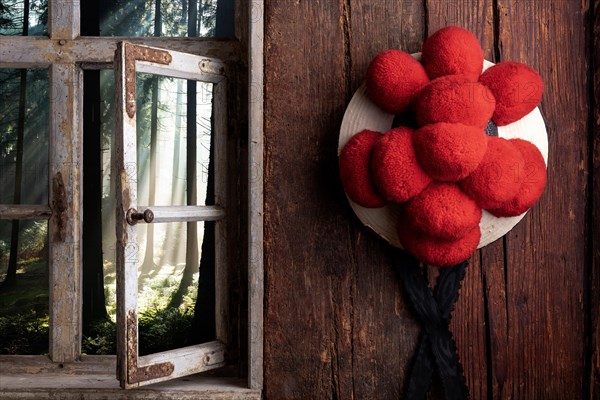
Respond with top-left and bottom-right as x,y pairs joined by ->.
0,240 -> 9,267
0,221 -> 47,272
0,257 -> 49,354
0,312 -> 48,354
18,220 -> 47,260
81,306 -> 196,356
82,319 -> 117,355
138,306 -> 195,355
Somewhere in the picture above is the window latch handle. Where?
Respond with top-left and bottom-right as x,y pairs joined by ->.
126,208 -> 154,225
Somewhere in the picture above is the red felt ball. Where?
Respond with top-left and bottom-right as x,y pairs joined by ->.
397,216 -> 481,267
488,139 -> 547,217
479,62 -> 544,126
421,26 -> 484,81
460,137 -> 526,210
339,130 -> 386,208
366,50 -> 430,114
371,127 -> 432,203
405,182 -> 482,240
414,75 -> 496,130
413,122 -> 488,181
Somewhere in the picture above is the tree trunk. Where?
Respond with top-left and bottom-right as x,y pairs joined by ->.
171,0 -> 202,310
140,0 -> 162,273
189,0 -> 216,341
169,66 -> 199,308
81,0 -> 108,328
160,79 -> 184,266
4,0 -> 30,288
215,0 -> 234,37
82,70 -> 109,325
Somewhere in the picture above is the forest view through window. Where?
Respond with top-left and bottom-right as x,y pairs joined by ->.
0,0 -> 235,357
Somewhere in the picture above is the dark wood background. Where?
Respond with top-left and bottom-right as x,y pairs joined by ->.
262,1 -> 599,399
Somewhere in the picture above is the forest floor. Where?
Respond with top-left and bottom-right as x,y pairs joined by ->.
0,259 -> 199,356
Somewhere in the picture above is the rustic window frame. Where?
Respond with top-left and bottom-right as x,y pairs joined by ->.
114,42 -> 232,389
0,0 -> 263,397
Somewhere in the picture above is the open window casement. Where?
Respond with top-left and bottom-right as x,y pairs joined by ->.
114,41 -> 228,389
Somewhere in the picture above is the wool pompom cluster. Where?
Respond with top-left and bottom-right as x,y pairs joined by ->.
339,26 -> 547,267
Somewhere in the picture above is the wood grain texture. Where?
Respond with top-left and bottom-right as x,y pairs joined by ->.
263,1 -> 423,399
264,2 -> 355,398
498,1 -> 589,398
0,205 -> 52,220
263,1 -> 594,399
348,3 -> 424,398
590,1 -> 600,398
48,63 -> 83,363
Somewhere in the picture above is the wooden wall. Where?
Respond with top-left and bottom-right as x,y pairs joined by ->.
263,1 -> 599,399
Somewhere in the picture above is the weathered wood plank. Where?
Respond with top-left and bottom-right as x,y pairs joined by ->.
497,0 -> 589,398
48,63 -> 83,363
348,0 -> 425,91
424,2 -> 495,398
590,1 -> 600,398
114,41 -> 139,389
263,0 -> 426,398
426,0 -> 495,56
131,206 -> 226,223
247,0 -> 264,391
347,1 -> 424,399
214,78 -> 230,350
48,0 -> 79,40
0,355 -> 115,375
0,373 -> 260,400
0,37 -> 241,68
46,0 -> 83,364
263,1 -> 360,399
0,205 -> 52,220
136,342 -> 226,387
136,50 -> 226,83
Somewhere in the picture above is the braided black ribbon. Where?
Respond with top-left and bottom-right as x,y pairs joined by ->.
390,250 -> 469,400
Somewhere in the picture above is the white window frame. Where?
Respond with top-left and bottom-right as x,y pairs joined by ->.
0,0 -> 263,397
114,42 -> 229,389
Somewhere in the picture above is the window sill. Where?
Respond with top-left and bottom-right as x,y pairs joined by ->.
0,373 -> 261,400
0,356 -> 260,400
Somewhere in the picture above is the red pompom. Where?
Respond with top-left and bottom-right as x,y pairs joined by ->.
488,139 -> 547,217
414,75 -> 496,129
479,62 -> 544,126
397,216 -> 481,267
339,130 -> 386,208
371,127 -> 432,203
421,26 -> 484,81
460,137 -> 525,210
405,182 -> 482,240
413,123 -> 488,181
366,50 -> 430,114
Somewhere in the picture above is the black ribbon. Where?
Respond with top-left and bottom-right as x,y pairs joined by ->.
390,250 -> 469,400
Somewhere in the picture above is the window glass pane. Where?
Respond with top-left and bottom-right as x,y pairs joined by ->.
0,69 -> 49,205
0,220 -> 49,355
82,70 -> 216,355
80,0 -> 234,38
135,73 -> 213,207
136,220 -> 212,355
0,0 -> 48,36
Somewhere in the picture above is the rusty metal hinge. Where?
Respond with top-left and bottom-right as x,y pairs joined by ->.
123,43 -> 172,119
51,171 -> 68,242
